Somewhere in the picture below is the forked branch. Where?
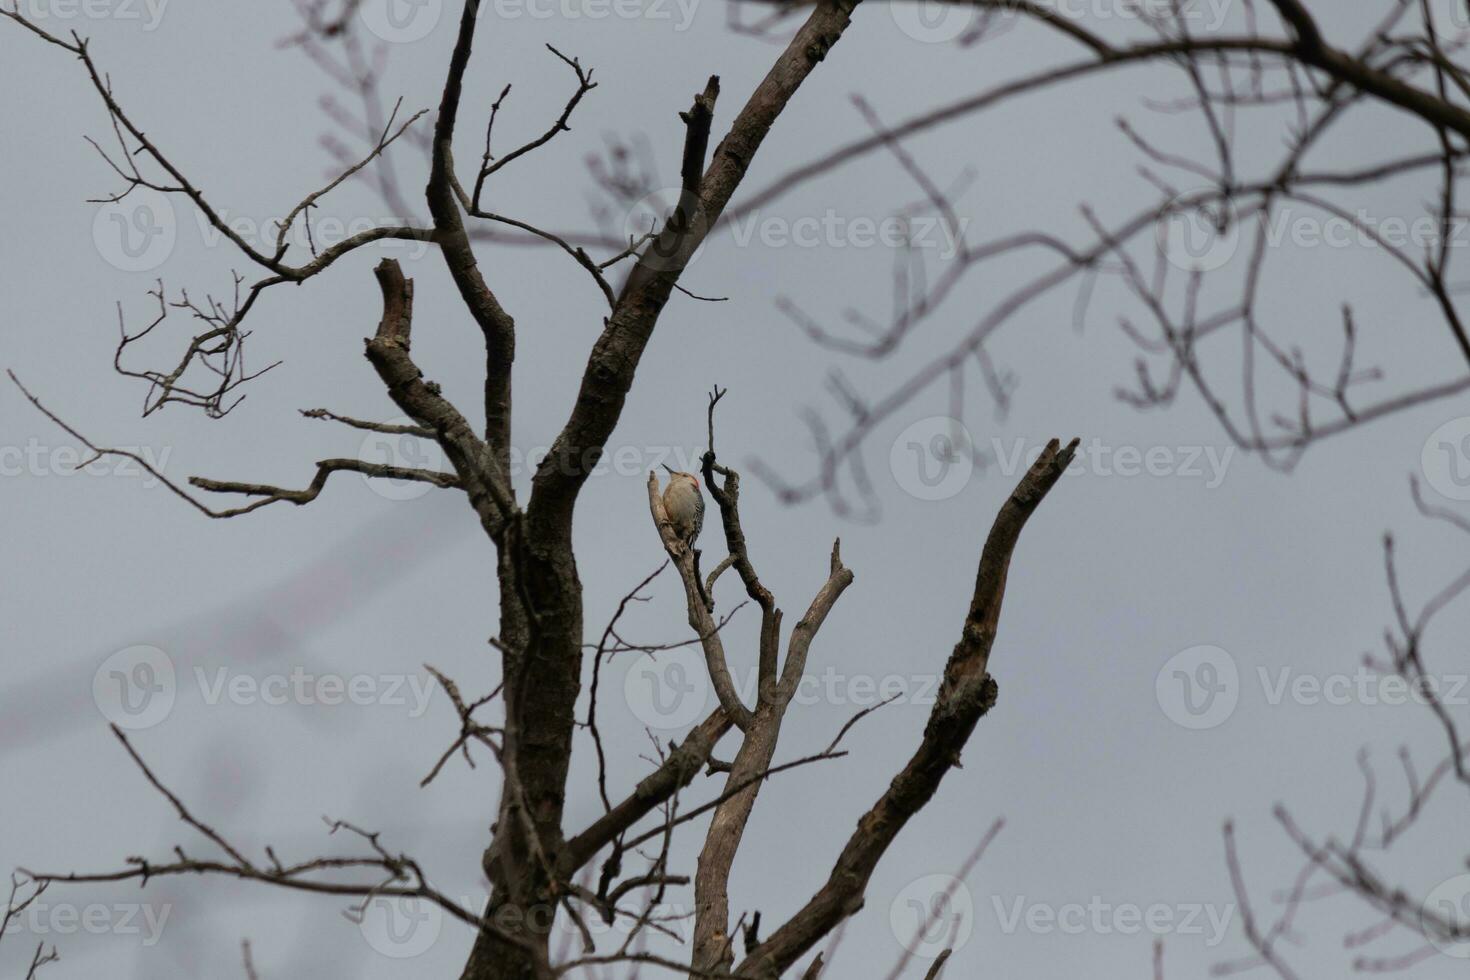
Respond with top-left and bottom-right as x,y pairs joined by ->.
739,437 -> 1079,977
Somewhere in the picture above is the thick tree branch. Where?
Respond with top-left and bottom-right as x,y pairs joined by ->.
526,0 -> 858,537
362,259 -> 515,534
687,538 -> 850,978
1265,0 -> 1325,53
560,709 -> 733,874
189,458 -> 461,510
648,471 -> 755,732
673,396 -> 854,977
778,540 -> 853,701
702,387 -> 783,699
738,438 -> 1078,977
426,0 -> 519,474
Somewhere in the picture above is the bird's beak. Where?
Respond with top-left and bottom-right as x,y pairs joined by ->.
661,463 -> 675,476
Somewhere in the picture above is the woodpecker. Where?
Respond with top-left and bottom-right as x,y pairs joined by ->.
661,464 -> 705,550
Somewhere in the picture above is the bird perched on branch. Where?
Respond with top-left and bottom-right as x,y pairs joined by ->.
661,464 -> 705,550
662,464 -> 711,609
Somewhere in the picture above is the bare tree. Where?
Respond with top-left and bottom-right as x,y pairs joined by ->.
8,0 -> 1470,977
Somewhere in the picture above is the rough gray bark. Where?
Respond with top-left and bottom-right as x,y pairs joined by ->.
23,1 -> 1470,977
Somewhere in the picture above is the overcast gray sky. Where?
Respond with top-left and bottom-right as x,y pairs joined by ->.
5,1 -> 1470,978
